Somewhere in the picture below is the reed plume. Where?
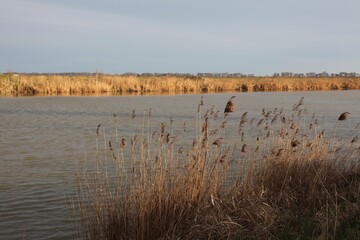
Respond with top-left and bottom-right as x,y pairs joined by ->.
73,98 -> 360,240
338,112 -> 350,121
224,96 -> 236,113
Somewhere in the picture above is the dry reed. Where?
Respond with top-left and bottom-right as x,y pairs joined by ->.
72,98 -> 360,240
1,74 -> 360,95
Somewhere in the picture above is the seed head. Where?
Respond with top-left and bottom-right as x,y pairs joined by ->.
338,112 -> 350,121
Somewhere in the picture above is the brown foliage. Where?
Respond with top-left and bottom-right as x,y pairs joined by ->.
73,99 -> 360,239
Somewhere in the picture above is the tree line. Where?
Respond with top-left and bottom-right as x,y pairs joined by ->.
3,71 -> 360,78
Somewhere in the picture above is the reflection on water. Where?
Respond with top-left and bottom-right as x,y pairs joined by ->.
0,91 -> 359,239
0,90 -> 200,98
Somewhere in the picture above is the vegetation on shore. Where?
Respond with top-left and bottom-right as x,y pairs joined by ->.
1,73 -> 360,95
73,98 -> 360,239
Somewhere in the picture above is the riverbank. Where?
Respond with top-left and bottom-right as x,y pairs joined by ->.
1,74 -> 360,95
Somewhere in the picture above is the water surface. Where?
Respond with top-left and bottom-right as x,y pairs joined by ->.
0,91 -> 359,239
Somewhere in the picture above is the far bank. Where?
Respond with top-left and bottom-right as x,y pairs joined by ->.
1,73 -> 359,96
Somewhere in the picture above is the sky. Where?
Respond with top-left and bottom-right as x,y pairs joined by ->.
1,0 -> 360,75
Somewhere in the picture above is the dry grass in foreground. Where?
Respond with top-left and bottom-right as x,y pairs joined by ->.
1,73 -> 360,95
72,98 -> 360,240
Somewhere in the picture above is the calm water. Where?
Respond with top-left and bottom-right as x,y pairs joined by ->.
0,91 -> 359,239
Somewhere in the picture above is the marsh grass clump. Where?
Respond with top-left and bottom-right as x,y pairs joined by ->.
73,98 -> 360,240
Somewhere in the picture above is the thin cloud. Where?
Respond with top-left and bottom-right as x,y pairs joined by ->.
1,0 -> 360,73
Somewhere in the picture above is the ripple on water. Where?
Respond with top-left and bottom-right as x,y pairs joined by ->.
0,91 -> 359,239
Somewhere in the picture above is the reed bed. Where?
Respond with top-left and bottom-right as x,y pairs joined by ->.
1,73 -> 360,95
72,98 -> 360,240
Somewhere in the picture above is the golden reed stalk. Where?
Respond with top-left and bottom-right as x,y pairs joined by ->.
72,98 -> 360,240
1,74 -> 360,95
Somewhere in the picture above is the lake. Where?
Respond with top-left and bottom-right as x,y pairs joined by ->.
0,90 -> 359,239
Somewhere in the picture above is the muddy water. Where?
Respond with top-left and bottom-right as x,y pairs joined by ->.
0,91 -> 359,239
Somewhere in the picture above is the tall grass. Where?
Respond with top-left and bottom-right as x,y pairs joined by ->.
72,98 -> 360,239
1,74 -> 360,95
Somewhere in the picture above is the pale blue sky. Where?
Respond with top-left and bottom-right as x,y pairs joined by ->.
1,0 -> 359,74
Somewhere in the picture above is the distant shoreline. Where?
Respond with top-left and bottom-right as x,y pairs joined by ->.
1,73 -> 359,96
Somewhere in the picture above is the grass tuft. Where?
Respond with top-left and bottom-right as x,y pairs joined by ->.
72,98 -> 360,239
